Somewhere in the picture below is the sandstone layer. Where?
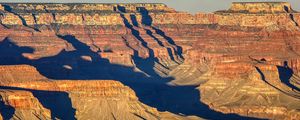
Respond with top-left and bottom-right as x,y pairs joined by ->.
0,2 -> 299,120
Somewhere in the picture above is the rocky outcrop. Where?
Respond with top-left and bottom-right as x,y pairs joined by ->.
0,90 -> 51,120
0,65 -> 46,84
0,2 -> 300,120
229,2 -> 293,13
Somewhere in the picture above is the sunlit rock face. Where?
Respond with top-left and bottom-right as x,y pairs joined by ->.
0,2 -> 299,120
229,2 -> 293,13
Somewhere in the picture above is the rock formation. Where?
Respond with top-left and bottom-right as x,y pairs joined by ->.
0,2 -> 299,120
229,2 -> 293,13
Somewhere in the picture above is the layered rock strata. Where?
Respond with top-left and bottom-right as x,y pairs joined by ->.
229,2 -> 293,13
0,2 -> 299,120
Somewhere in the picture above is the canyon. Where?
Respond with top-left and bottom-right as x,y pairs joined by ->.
0,2 -> 300,120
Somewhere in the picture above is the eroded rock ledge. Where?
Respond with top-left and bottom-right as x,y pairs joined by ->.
0,3 -> 298,28
229,2 -> 294,13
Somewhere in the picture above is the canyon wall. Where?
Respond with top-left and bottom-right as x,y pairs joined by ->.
0,2 -> 299,120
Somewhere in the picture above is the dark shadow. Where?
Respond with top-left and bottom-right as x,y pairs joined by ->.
0,86 -> 76,120
260,58 -> 267,62
3,4 -> 40,32
113,6 -> 117,12
52,13 -> 56,21
0,37 -> 33,65
284,5 -> 290,13
0,96 -> 15,120
289,14 -> 299,26
31,90 -> 76,120
145,28 -> 164,47
130,15 -> 139,27
117,5 -> 126,13
137,7 -> 152,26
133,113 -> 147,120
277,61 -> 300,91
167,47 -> 176,62
138,84 -> 262,120
255,66 -> 266,81
43,6 -> 49,13
32,13 -> 39,29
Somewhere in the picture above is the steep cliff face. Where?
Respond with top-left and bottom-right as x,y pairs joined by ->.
0,2 -> 300,120
0,89 -> 51,120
